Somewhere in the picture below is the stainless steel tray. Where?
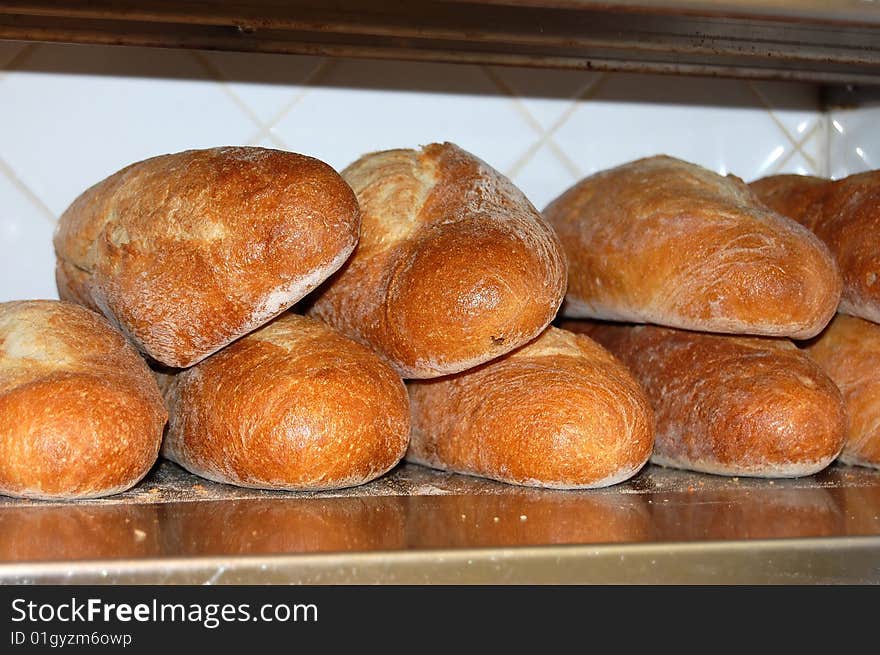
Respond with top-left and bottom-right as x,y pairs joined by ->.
2,462 -> 879,584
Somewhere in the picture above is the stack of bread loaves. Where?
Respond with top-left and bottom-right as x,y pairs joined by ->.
750,173 -> 880,469
550,155 -> 849,477
0,142 -> 659,499
4,142 -> 872,501
306,143 -> 654,489
3,147 -> 410,499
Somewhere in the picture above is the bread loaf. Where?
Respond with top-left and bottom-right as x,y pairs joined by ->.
55,147 -> 360,368
805,314 -> 880,469
751,172 -> 880,323
565,321 -> 846,477
0,300 -> 166,499
158,313 -> 410,491
307,142 -> 567,378
545,156 -> 841,339
406,327 -> 654,488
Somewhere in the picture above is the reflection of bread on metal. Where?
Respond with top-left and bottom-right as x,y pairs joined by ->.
406,490 -> 653,548
0,504 -> 160,561
649,486 -> 843,540
838,485 -> 880,536
163,497 -> 407,555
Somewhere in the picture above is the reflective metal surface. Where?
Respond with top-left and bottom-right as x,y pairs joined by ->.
1,462 -> 879,583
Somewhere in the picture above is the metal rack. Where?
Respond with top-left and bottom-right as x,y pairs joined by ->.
1,1 -> 880,83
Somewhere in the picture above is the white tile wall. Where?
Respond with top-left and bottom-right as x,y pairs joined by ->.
829,102 -> 880,179
0,42 -> 831,302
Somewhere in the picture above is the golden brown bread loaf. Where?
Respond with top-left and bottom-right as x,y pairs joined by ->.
406,327 -> 654,488
307,142 -> 567,378
157,313 -> 410,491
545,156 -> 841,339
751,172 -> 880,323
0,300 -> 166,499
564,321 -> 846,477
55,147 -> 360,368
805,314 -> 880,469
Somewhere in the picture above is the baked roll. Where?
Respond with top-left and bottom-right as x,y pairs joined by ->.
158,314 -> 410,491
0,300 -> 166,499
55,147 -> 360,368
308,142 -> 567,378
752,171 -> 880,324
545,156 -> 841,339
805,313 -> 880,469
566,321 -> 846,478
406,327 -> 654,488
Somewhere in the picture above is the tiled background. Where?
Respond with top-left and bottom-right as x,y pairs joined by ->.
0,42 -> 872,302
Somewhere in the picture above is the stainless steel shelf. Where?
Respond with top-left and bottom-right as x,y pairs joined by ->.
0,1 -> 879,83
1,462 -> 879,584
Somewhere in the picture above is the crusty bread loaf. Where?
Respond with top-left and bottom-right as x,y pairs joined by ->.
751,172 -> 880,323
805,314 -> 880,469
0,300 -> 166,499
55,147 -> 360,368
565,321 -> 846,477
306,142 -> 567,378
748,174 -> 828,228
158,313 -> 410,491
406,326 -> 654,488
545,156 -> 841,339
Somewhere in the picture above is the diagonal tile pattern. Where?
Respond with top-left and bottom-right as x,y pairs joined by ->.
829,104 -> 880,179
0,42 -> 841,301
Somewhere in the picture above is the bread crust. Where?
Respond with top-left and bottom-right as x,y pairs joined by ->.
752,172 -> 880,323
54,147 -> 360,368
307,142 -> 567,378
805,314 -> 880,469
0,300 -> 166,499
158,314 -> 410,491
406,326 -> 654,489
566,321 -> 847,478
545,156 -> 841,339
